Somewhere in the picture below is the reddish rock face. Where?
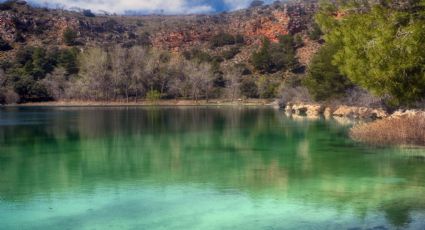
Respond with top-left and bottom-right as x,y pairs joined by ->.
149,3 -> 316,51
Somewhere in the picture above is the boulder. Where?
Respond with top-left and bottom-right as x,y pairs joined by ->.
291,103 -> 324,117
323,107 -> 333,118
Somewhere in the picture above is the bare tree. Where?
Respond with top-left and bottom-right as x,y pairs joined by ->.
184,61 -> 214,101
223,67 -> 241,101
110,45 -> 133,102
128,46 -> 148,101
42,67 -> 68,100
0,69 -> 5,87
168,55 -> 190,99
77,48 -> 111,100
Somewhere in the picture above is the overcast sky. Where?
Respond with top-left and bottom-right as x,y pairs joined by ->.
24,0 -> 274,15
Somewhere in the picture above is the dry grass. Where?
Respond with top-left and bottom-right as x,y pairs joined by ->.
350,115 -> 425,146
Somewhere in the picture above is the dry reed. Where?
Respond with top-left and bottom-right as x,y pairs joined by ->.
350,114 -> 425,146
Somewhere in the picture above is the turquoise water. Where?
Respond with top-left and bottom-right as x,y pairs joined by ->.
0,107 -> 424,230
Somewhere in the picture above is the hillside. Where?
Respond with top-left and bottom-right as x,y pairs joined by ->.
0,0 -> 319,66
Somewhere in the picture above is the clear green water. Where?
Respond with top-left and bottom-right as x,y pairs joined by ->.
0,107 -> 424,230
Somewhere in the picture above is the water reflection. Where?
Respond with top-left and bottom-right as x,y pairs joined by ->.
0,107 -> 424,229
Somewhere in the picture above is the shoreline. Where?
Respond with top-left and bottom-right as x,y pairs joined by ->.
3,99 -> 278,107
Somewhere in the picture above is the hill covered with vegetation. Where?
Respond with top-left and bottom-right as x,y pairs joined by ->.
0,0 -> 424,109
0,0 -> 321,103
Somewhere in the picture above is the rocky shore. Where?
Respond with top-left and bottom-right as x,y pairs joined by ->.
283,103 -> 425,120
281,102 -> 425,146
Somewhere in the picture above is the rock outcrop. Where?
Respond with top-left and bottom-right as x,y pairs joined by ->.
284,103 -> 389,119
333,106 -> 388,119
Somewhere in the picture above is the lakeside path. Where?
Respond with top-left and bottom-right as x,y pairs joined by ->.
7,99 -> 278,107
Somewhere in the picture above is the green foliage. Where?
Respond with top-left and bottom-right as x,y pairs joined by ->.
13,47 -> 55,79
58,48 -> 79,75
303,44 -> 353,101
251,37 -> 297,73
316,0 -> 425,105
256,75 -> 279,98
4,47 -> 80,102
210,33 -> 244,48
0,37 -> 12,51
308,22 -> 322,41
146,90 -> 161,100
63,28 -> 77,46
12,75 -> 51,102
293,34 -> 303,48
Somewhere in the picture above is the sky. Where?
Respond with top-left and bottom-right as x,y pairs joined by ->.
24,0 -> 274,15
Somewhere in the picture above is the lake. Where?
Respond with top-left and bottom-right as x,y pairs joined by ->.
0,107 -> 424,230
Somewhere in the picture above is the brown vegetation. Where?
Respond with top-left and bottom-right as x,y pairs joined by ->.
350,115 -> 425,146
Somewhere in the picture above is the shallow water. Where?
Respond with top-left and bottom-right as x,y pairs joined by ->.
0,107 -> 424,230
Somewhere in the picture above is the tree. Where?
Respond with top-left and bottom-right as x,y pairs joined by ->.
316,0 -> 425,105
110,45 -> 132,101
77,48 -> 111,100
128,46 -> 149,100
184,61 -> 214,101
58,48 -> 79,75
223,67 -> 241,101
240,77 -> 258,98
41,67 -> 68,100
251,37 -> 297,73
303,44 -> 353,101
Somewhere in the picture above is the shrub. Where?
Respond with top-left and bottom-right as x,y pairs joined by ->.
350,115 -> 425,146
82,9 -> 96,17
183,49 -> 212,63
279,74 -> 311,106
146,90 -> 161,100
210,33 -> 244,48
222,47 -> 240,60
256,75 -> 279,98
240,77 -> 258,98
251,38 -> 297,73
136,32 -> 151,47
308,22 -> 322,41
63,28 -> 77,46
0,37 -> 12,51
